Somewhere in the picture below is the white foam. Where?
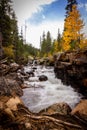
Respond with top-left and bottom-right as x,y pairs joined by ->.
22,66 -> 82,113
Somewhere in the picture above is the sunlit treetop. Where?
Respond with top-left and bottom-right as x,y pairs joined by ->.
63,4 -> 84,51
65,0 -> 77,17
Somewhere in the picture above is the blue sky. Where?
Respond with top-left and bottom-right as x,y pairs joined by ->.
28,0 -> 66,25
13,0 -> 87,48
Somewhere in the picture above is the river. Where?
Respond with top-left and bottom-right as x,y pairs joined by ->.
21,65 -> 82,113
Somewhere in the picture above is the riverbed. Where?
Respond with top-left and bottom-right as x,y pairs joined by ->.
22,65 -> 82,113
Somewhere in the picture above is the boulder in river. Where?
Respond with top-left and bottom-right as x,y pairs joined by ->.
39,102 -> 71,115
26,70 -> 35,77
39,75 -> 48,81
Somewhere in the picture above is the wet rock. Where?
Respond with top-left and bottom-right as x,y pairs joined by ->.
71,100 -> 87,121
54,48 -> 87,97
40,103 -> 71,115
26,70 -> 35,77
10,63 -> 20,72
0,77 -> 23,96
0,63 -> 21,76
39,75 -> 48,81
0,63 -> 10,76
17,67 -> 30,81
32,66 -> 37,70
18,72 -> 29,81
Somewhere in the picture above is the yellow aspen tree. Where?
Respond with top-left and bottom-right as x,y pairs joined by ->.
63,5 -> 84,51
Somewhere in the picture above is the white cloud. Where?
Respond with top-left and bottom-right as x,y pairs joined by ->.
12,0 -> 57,26
25,20 -> 64,48
78,2 -> 87,12
78,3 -> 84,8
85,3 -> 87,11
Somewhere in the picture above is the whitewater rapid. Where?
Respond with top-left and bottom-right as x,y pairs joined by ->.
21,65 -> 82,113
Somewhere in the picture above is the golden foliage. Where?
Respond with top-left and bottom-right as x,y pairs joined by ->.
63,5 -> 84,51
63,41 -> 71,51
3,45 -> 14,58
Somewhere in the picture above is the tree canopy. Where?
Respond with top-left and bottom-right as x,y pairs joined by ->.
63,2 -> 84,51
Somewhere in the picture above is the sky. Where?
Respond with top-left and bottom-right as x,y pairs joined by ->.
12,0 -> 87,48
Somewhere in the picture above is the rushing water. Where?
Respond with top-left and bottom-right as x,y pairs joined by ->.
21,65 -> 82,113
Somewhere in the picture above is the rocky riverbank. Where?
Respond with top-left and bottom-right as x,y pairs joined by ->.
0,57 -> 87,130
54,47 -> 87,98
0,95 -> 87,130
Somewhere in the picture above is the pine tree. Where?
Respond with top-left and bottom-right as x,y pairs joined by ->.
0,0 -> 13,47
20,26 -> 24,44
46,31 -> 52,55
40,31 -> 52,57
40,31 -> 46,57
57,29 -> 62,51
53,40 -> 58,53
11,11 -> 19,45
11,11 -> 19,61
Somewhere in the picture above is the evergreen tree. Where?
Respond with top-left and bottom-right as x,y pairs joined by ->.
40,31 -> 52,57
46,31 -> 52,55
20,26 -> 24,44
0,0 -> 12,47
40,31 -> 46,57
53,40 -> 58,54
11,11 -> 19,61
57,29 -> 62,51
